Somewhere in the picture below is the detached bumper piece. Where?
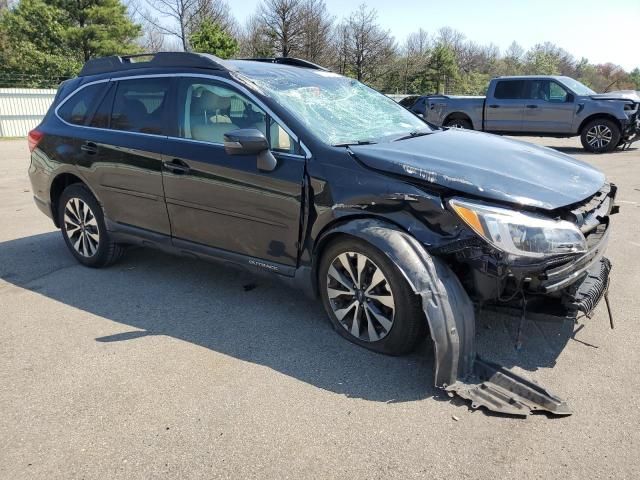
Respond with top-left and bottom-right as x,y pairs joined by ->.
447,357 -> 572,417
565,257 -> 612,318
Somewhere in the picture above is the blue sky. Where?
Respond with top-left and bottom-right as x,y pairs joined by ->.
230,0 -> 639,71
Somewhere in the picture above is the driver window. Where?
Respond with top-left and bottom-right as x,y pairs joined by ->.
177,79 -> 297,153
549,82 -> 569,102
528,80 -> 550,101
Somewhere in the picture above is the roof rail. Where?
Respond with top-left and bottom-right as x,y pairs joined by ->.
239,57 -> 329,71
78,52 -> 228,77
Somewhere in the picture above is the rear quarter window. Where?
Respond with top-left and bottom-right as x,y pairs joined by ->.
494,80 -> 526,99
57,83 -> 108,125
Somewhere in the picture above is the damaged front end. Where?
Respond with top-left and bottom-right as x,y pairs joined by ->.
320,175 -> 617,417
441,183 -> 618,415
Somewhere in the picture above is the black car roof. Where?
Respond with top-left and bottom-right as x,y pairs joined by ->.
79,53 -> 327,79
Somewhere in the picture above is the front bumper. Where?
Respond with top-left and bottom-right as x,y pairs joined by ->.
541,222 -> 610,293
622,112 -> 640,146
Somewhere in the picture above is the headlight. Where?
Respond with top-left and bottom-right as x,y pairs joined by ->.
449,198 -> 587,258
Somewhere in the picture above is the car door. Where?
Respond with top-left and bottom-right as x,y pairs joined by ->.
76,77 -> 172,235
161,77 -> 306,268
483,79 -> 526,132
521,79 -> 575,133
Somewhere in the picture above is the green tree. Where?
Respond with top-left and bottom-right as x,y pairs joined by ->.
0,0 -> 81,86
629,68 -> 640,90
51,0 -> 141,61
428,44 -> 458,93
189,18 -> 238,59
0,0 -> 141,87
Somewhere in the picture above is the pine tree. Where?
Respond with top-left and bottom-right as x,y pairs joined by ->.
0,0 -> 141,87
189,18 -> 238,59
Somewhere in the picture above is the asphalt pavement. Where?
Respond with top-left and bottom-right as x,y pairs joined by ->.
1,136 -> 639,479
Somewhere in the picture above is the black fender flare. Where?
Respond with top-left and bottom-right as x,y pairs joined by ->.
316,218 -> 571,416
316,218 -> 475,387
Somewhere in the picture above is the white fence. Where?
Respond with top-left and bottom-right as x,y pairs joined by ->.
0,88 -> 56,137
0,88 -> 409,138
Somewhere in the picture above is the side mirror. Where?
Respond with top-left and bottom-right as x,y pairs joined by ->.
223,128 -> 277,172
566,93 -> 575,103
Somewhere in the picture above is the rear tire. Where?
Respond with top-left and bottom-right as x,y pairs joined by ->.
580,118 -> 621,153
58,184 -> 123,268
444,116 -> 472,129
318,237 -> 426,355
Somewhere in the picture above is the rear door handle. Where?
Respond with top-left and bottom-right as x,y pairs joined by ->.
163,159 -> 191,174
80,141 -> 98,154
525,104 -> 538,109
488,104 -> 500,108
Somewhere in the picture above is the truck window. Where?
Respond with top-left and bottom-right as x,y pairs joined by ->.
527,80 -> 569,103
549,82 -> 569,102
494,80 -> 526,99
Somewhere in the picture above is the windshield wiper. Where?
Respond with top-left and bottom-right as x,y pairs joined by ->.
392,130 -> 434,142
333,140 -> 378,147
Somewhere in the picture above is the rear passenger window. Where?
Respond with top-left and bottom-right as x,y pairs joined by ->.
111,78 -> 170,135
88,83 -> 115,129
494,80 -> 526,99
58,83 -> 107,125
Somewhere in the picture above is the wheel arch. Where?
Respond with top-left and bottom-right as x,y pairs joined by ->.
49,172 -> 91,227
311,216 -> 409,295
443,112 -> 473,129
578,113 -> 622,135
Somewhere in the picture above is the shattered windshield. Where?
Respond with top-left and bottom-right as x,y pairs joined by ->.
559,77 -> 596,95
242,69 -> 430,146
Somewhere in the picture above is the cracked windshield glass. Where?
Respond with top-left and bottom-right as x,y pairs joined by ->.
246,70 -> 431,146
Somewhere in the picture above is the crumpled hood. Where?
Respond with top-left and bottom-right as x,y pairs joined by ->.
349,129 -> 605,210
589,91 -> 640,102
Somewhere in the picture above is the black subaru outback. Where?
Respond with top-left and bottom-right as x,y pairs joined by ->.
28,53 -> 617,415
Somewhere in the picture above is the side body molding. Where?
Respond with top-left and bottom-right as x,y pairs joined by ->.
317,218 -> 571,416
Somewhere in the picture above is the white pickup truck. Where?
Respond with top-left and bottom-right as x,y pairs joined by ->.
405,76 -> 640,153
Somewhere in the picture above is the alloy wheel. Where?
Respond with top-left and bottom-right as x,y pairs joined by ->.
325,251 -> 395,342
586,124 -> 612,150
63,197 -> 100,257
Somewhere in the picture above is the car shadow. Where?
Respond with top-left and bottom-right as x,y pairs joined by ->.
548,146 -> 638,155
0,232 -> 578,405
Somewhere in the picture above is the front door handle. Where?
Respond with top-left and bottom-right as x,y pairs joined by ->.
488,104 -> 500,108
163,159 -> 191,174
525,104 -> 539,109
80,141 -> 98,154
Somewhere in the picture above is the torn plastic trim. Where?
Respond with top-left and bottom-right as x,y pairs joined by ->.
318,218 -> 572,416
447,358 -> 572,416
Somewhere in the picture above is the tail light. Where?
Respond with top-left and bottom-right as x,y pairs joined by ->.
27,129 -> 44,153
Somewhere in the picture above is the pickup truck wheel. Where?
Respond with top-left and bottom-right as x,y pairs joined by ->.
444,117 -> 472,129
580,119 -> 621,153
58,184 -> 124,268
319,237 -> 425,355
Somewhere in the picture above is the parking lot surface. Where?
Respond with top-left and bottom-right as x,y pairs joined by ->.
1,136 -> 639,479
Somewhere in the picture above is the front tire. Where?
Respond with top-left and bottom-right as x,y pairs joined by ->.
58,184 -> 123,268
580,118 -> 621,153
318,237 -> 425,355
